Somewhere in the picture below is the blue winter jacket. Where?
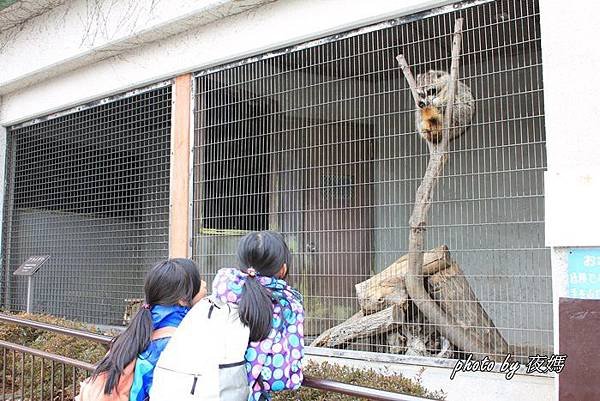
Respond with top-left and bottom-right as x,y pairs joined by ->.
129,304 -> 189,401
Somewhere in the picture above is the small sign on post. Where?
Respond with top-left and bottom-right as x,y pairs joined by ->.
13,255 -> 50,313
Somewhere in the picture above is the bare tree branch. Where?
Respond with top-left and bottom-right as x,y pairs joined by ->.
400,18 -> 487,355
396,54 -> 421,108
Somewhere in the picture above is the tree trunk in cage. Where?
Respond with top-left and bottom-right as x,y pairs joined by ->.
310,305 -> 402,348
354,246 -> 450,314
426,262 -> 510,361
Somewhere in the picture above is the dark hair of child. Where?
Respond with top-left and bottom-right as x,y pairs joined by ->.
237,231 -> 291,342
93,258 -> 201,394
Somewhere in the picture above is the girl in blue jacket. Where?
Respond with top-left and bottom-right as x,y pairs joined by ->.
90,258 -> 205,401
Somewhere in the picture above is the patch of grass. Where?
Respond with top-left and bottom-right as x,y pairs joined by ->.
1,313 -> 446,401
0,312 -> 108,401
273,361 -> 446,401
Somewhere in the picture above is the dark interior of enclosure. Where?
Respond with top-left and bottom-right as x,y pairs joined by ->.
193,0 -> 550,361
200,86 -> 274,232
2,86 -> 171,325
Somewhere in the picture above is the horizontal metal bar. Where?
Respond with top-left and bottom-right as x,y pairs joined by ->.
0,313 -> 112,345
9,79 -> 173,130
303,376 -> 435,401
0,340 -> 96,371
0,313 -> 435,399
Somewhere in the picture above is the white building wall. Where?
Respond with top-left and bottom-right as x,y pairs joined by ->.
541,0 -> 600,248
0,0 -> 455,125
0,0 -> 276,94
539,2 -> 600,400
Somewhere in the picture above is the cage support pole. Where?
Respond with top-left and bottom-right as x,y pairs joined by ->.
169,74 -> 193,258
401,18 -> 482,354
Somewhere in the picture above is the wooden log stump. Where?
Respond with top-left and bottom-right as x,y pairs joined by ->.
310,305 -> 402,348
355,246 -> 450,314
427,262 -> 510,361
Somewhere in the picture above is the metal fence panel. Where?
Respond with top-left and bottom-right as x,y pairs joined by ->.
2,85 -> 172,325
192,0 -> 549,362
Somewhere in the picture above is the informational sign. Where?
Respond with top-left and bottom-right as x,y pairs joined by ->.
567,248 -> 600,299
13,255 -> 50,276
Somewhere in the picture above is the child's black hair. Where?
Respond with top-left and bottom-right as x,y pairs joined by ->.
93,258 -> 201,394
237,231 -> 291,342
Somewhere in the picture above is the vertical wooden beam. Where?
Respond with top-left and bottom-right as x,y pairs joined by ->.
169,74 -> 192,258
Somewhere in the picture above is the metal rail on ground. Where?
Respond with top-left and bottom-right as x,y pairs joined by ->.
0,313 -> 435,401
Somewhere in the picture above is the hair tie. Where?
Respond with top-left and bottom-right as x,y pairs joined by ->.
246,267 -> 257,278
141,303 -> 151,310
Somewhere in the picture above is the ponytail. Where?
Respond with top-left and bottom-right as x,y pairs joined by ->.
239,276 -> 273,342
236,231 -> 292,342
93,306 -> 153,394
92,258 -> 202,395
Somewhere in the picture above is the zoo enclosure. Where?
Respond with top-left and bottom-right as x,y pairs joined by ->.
1,83 -> 172,324
0,0 -> 550,367
192,0 -> 549,362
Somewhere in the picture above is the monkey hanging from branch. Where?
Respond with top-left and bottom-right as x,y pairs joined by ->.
415,70 -> 475,144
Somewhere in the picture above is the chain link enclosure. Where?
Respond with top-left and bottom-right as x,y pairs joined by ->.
192,0 -> 549,362
2,84 -> 172,325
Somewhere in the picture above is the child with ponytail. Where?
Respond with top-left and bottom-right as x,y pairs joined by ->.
78,258 -> 205,401
212,231 -> 304,401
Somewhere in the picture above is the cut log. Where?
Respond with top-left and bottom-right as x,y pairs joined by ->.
405,333 -> 428,356
355,246 -> 451,314
310,305 -> 402,348
435,336 -> 452,358
387,331 -> 406,354
427,262 -> 510,361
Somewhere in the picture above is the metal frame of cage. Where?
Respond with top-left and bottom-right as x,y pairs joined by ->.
190,0 -> 550,368
1,80 -> 173,325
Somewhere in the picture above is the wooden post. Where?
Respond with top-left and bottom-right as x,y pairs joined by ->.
169,74 -> 193,258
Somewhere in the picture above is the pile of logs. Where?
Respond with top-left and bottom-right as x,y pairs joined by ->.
311,246 -> 509,361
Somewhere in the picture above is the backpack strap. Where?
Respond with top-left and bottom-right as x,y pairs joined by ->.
151,326 -> 177,340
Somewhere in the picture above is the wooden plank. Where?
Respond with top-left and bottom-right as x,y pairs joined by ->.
169,74 -> 192,258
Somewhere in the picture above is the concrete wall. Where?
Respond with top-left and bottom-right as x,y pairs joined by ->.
539,2 -> 600,400
0,0 -> 276,94
0,0 -> 455,125
307,352 -> 553,401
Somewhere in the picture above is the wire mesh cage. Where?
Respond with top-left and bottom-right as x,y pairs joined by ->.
192,0 -> 549,362
2,84 -> 172,325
